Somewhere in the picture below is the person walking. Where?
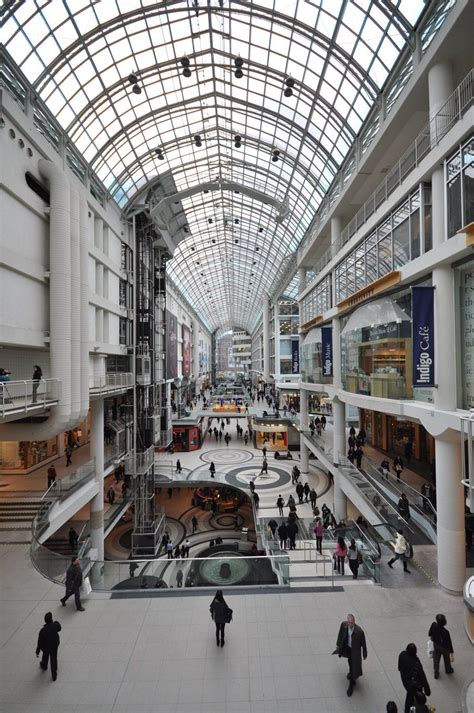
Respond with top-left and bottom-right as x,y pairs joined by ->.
60,557 -> 85,611
47,463 -> 57,488
335,536 -> 348,575
224,432 -> 230,446
321,415 -> 326,430
166,541 -> 174,559
355,446 -> 364,469
191,515 -> 198,533
428,613 -> 454,678
176,459 -> 182,474
393,455 -> 404,480
36,612 -> 61,681
268,519 -> 278,538
260,457 -> 268,475
184,538 -> 190,557
276,494 -> 284,516
176,568 -> 183,588
106,485 -> 115,505
252,491 -> 260,510
286,519 -> 298,550
262,445 -> 267,458
398,493 -> 411,521
309,487 -> 317,509
68,526 -> 79,552
209,462 -> 216,478
32,364 -> 42,403
278,522 -> 288,549
287,494 -> 296,512
296,480 -> 304,503
347,539 -> 360,579
210,590 -> 232,647
334,614 -> 367,697
313,519 -> 324,554
64,444 -> 73,467
303,482 -> 310,503
387,529 -> 411,573
398,643 -> 431,713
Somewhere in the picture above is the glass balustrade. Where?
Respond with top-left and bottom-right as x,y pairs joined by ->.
0,378 -> 61,415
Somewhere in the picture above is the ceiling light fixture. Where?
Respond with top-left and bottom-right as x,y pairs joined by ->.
234,56 -> 244,79
234,134 -> 242,148
180,56 -> 192,77
284,76 -> 295,97
271,149 -> 280,163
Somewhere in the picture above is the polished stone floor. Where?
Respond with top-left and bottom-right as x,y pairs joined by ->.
2,414 -> 474,713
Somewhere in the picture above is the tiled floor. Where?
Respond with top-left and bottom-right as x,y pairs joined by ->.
0,542 -> 472,713
1,407 -> 473,712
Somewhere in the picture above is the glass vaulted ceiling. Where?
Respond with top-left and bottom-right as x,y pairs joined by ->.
3,0 -> 426,332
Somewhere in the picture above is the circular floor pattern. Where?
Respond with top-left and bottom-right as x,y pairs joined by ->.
213,513 -> 245,529
224,465 -> 291,490
198,552 -> 251,585
200,449 -> 254,464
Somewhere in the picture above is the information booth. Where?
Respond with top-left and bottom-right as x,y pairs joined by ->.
172,416 -> 206,452
252,416 -> 300,451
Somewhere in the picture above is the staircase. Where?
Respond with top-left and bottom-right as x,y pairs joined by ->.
0,494 -> 45,543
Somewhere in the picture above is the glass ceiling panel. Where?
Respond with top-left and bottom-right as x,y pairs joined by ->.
3,0 -> 426,332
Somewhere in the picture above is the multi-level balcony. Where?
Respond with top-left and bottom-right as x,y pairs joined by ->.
0,379 -> 61,422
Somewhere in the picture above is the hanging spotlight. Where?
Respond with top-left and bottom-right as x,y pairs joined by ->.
234,134 -> 242,148
258,227 -> 264,233
128,73 -> 138,84
271,149 -> 280,163
132,84 -> 142,95
155,147 -> 165,160
234,56 -> 244,79
284,76 -> 295,97
180,56 -> 192,77
194,134 -> 202,147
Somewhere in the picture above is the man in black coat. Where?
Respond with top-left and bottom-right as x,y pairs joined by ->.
36,612 -> 61,680
60,556 -> 85,611
398,643 -> 431,713
335,614 -> 367,697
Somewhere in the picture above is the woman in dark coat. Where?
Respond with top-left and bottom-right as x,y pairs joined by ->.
398,643 -> 431,713
428,613 -> 454,678
210,590 -> 231,647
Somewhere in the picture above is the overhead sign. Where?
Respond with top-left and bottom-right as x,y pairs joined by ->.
291,339 -> 300,374
321,326 -> 333,377
412,286 -> 435,387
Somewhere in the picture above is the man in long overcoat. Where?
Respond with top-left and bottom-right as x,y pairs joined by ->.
335,613 -> 367,697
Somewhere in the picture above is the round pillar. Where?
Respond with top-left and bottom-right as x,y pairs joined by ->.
298,267 -> 307,295
299,388 -> 309,430
90,397 -> 105,565
431,167 -> 445,248
300,437 -> 309,475
435,432 -> 465,594
262,297 -> 270,382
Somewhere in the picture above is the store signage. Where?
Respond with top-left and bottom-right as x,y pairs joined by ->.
291,339 -> 300,374
321,326 -> 333,376
412,286 -> 435,387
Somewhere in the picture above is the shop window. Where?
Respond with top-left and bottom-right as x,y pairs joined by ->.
410,210 -> 421,260
464,160 -> 474,227
393,217 -> 410,268
341,297 -> 413,400
447,174 -> 462,237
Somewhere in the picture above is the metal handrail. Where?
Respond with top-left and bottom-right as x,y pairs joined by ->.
0,378 -> 61,415
89,373 -> 134,390
365,458 -> 437,525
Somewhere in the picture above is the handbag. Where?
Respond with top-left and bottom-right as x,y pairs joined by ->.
80,576 -> 92,597
224,607 -> 233,623
427,639 -> 434,658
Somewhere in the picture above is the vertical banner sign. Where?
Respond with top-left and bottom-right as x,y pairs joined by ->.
182,325 -> 191,377
321,326 -> 333,377
291,339 -> 300,374
412,286 -> 435,387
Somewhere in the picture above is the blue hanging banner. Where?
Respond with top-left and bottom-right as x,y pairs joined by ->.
321,326 -> 333,377
412,286 -> 435,387
291,339 -> 300,374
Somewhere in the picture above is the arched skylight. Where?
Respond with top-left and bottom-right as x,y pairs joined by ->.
3,0 -> 426,331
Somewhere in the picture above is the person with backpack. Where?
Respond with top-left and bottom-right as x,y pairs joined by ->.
387,530 -> 411,573
398,643 -> 431,713
428,613 -> 454,678
210,590 -> 232,647
36,612 -> 61,681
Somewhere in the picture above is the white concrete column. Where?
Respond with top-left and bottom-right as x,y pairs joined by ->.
332,317 -> 342,389
298,267 -> 307,295
433,264 -> 456,411
428,61 -> 454,145
435,431 -> 465,594
262,296 -> 270,383
192,319 -> 200,384
331,216 -> 342,249
274,301 -> 280,378
332,396 -> 348,521
431,167 -> 445,248
299,387 -> 310,475
90,397 -> 105,566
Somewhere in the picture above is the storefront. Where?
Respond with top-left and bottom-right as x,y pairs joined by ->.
252,417 -> 300,451
276,390 -> 300,411
359,409 -> 435,477
341,295 -> 413,400
0,414 -> 90,475
172,417 -> 205,451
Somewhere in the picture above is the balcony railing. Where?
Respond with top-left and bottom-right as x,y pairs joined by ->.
300,68 -> 474,290
0,378 -> 61,417
89,372 -> 133,392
